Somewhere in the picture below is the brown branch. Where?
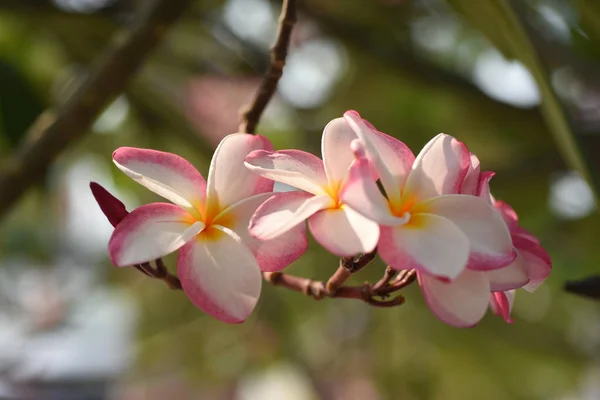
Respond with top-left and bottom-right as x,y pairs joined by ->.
239,0 -> 297,134
264,268 -> 416,308
0,0 -> 191,218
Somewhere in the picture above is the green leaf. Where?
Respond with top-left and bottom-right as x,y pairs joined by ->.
448,0 -> 599,199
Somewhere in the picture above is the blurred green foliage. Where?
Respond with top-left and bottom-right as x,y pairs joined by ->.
0,0 -> 599,399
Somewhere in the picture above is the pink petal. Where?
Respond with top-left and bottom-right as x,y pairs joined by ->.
249,191 -> 332,240
219,193 -> 307,272
476,171 -> 495,206
177,227 -> 262,323
342,110 -> 405,202
494,200 -> 519,231
512,235 -> 552,292
419,269 -> 491,327
423,195 -> 515,270
108,203 -> 204,267
489,291 -> 515,324
404,133 -> 471,200
90,182 -> 128,227
321,117 -> 358,186
340,149 -> 408,226
461,153 -> 481,195
245,149 -> 329,196
308,206 -> 379,257
487,253 -> 530,291
378,214 -> 470,279
207,133 -> 274,213
113,147 -> 206,210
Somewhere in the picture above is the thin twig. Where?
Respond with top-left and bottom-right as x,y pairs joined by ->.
0,0 -> 191,218
239,0 -> 297,134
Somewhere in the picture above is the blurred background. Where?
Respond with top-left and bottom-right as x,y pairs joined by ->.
0,0 -> 599,399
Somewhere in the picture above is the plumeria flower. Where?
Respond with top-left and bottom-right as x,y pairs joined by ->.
107,134 -> 307,323
489,290 -> 516,324
243,117 -> 380,257
340,111 -> 518,327
341,111 -> 515,278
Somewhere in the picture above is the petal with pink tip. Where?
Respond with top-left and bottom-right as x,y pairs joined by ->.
249,191 -> 332,240
423,195 -> 515,270
512,234 -> 552,292
177,227 -> 261,324
493,200 -> 519,231
342,110 -> 403,202
245,149 -> 329,196
461,153 -> 481,195
308,206 -> 379,257
378,214 -> 470,279
476,171 -> 495,206
487,254 -> 529,291
489,291 -> 515,324
321,118 -> 358,186
404,133 -> 470,200
108,203 -> 204,267
206,134 -> 274,213
340,154 -> 409,226
112,147 -> 206,210
219,193 -> 308,272
419,269 -> 491,327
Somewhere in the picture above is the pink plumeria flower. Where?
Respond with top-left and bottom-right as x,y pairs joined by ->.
489,290 -> 516,324
341,111 -> 515,279
243,118 -> 379,257
107,134 -> 307,324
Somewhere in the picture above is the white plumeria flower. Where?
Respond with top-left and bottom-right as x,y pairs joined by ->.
340,111 -> 517,327
243,117 -> 380,257
108,134 -> 307,323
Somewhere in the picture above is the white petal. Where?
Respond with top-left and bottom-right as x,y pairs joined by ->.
308,206 -> 379,257
321,117 -> 357,186
206,133 -> 274,214
487,252 -> 530,291
108,203 -> 204,266
461,153 -> 481,195
218,193 -> 307,272
177,226 -> 262,323
249,191 -> 333,240
378,214 -> 470,279
405,134 -> 470,200
422,195 -> 515,270
245,149 -> 329,195
113,147 -> 206,210
419,269 -> 491,327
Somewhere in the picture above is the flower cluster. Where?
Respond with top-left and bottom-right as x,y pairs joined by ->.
94,110 -> 551,327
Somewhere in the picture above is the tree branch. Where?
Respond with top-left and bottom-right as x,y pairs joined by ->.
238,0 -> 297,134
0,0 -> 191,218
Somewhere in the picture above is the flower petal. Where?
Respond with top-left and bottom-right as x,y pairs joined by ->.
245,149 -> 329,196
487,254 -> 530,291
90,182 -> 128,227
340,149 -> 409,226
493,200 -> 519,231
419,269 -> 491,327
461,153 -> 481,195
342,110 -> 405,202
249,191 -> 332,240
476,171 -> 495,206
220,193 -> 307,272
489,290 -> 515,324
177,227 -> 262,323
108,203 -> 204,267
423,195 -> 515,270
207,133 -> 274,213
321,117 -> 358,186
308,206 -> 379,257
378,214 -> 470,279
113,147 -> 206,209
404,133 -> 471,200
512,234 -> 552,292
